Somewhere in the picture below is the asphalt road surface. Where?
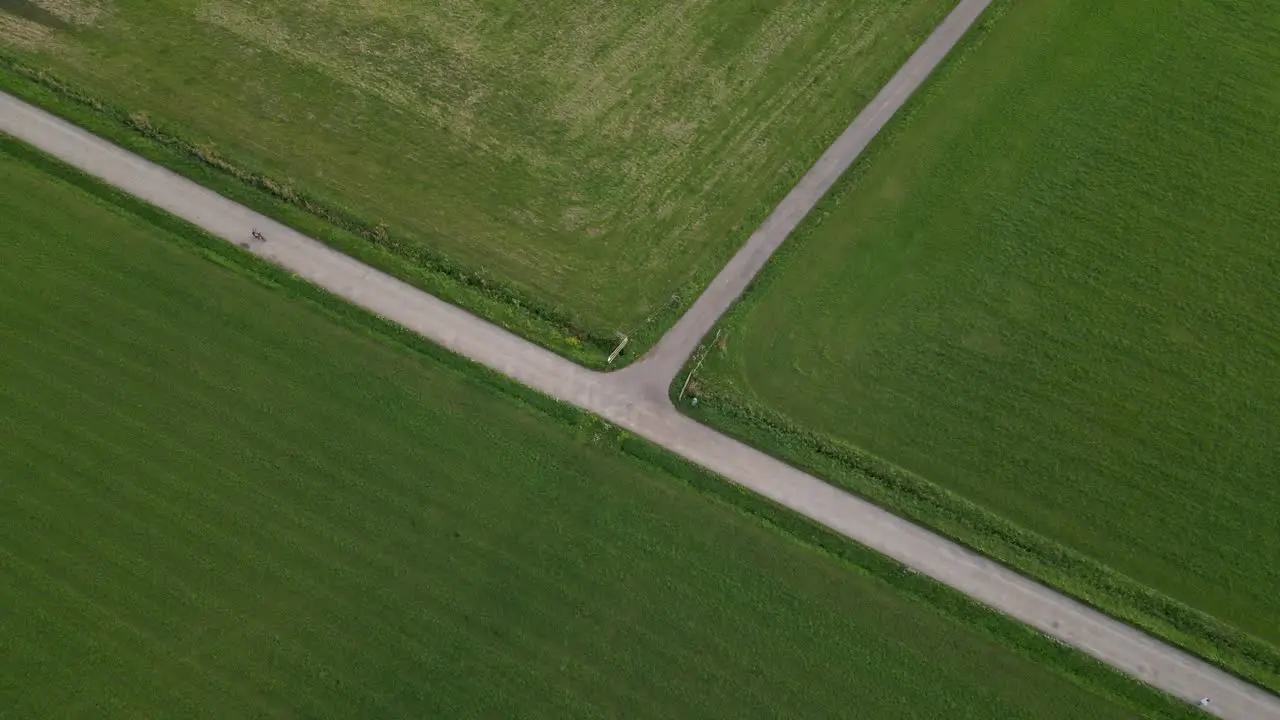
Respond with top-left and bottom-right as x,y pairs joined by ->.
620,0 -> 998,398
2,0 -> 1278,715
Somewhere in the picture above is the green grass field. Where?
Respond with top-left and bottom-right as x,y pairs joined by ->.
689,0 -> 1280,690
0,0 -> 954,359
0,140 -> 1201,718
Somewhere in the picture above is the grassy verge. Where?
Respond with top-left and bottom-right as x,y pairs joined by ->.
679,0 -> 1280,695
0,132 -> 1203,718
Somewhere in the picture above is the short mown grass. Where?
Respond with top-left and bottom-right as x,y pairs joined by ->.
688,0 -> 1280,693
0,0 -> 955,363
0,136 -> 1205,718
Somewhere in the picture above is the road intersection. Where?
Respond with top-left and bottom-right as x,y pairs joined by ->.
2,0 -> 1278,715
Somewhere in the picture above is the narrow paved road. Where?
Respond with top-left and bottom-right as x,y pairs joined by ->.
620,0 -> 995,397
1,2 -> 1277,716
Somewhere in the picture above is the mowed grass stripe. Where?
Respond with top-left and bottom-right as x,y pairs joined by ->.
0,140 -> 1197,718
0,301 -> 792,685
0,352 -> 705,709
0,548 -> 247,717
690,0 -> 1280,689
0,455 -> 279,715
0,401 -> 422,677
0,403 -> 605,717
0,320 -> 613,713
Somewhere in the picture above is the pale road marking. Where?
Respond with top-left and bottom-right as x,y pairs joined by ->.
2,0 -> 1277,716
